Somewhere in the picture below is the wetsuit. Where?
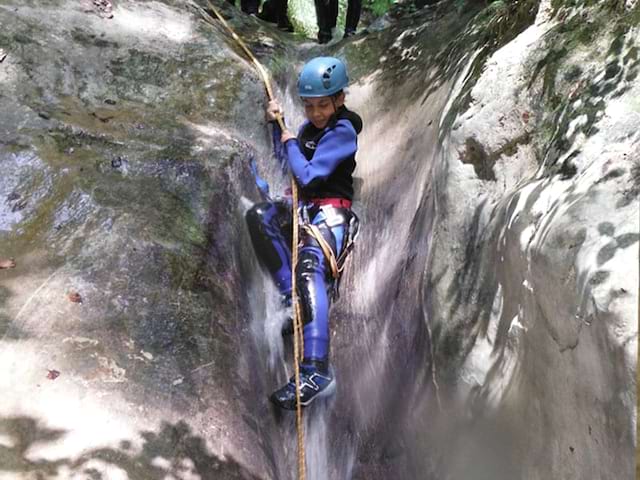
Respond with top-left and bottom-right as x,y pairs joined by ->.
246,106 -> 362,366
227,0 -> 259,15
344,0 -> 362,36
314,0 -> 361,42
314,0 -> 338,43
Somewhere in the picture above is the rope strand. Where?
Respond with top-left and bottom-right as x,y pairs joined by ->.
201,3 -> 306,478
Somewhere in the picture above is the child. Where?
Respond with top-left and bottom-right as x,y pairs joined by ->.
246,56 -> 363,409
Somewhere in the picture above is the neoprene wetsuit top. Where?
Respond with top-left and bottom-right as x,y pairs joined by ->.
283,106 -> 363,201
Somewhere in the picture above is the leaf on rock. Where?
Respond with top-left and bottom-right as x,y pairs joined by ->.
68,292 -> 82,303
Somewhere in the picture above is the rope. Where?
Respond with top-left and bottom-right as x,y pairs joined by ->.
201,2 -> 306,478
303,224 -> 340,279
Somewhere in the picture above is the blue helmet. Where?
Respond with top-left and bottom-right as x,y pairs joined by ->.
297,57 -> 349,98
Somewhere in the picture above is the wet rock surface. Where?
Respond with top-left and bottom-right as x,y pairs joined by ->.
0,0 -> 637,479
0,1 -> 278,478
398,1 -> 639,479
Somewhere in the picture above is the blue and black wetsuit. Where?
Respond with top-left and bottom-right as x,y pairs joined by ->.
246,106 -> 362,370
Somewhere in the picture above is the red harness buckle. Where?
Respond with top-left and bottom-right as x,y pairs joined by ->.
310,197 -> 352,209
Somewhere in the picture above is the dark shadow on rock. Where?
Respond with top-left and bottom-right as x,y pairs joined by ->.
0,275 -> 28,341
75,419 -> 264,480
459,137 -> 496,181
0,416 -> 263,480
598,240 -> 619,266
616,160 -> 640,208
0,416 -> 69,477
0,285 -> 13,338
596,223 -> 639,266
345,0 -> 539,127
615,232 -> 640,249
589,270 -> 610,286
0,0 -> 274,423
598,221 -> 616,236
533,18 -> 640,176
445,198 -> 499,338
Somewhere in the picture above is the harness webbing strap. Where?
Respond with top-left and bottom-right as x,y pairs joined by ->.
303,224 -> 340,279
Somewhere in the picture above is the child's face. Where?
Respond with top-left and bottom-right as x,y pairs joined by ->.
302,93 -> 344,129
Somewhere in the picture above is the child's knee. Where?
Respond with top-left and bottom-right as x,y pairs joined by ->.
246,201 -> 273,223
296,248 -> 326,279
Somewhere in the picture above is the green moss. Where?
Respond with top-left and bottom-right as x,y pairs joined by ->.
496,132 -> 532,158
365,0 -> 396,17
70,27 -> 119,49
563,65 -> 583,82
536,122 -> 556,155
536,49 -> 566,101
604,61 -> 622,80
478,0 -> 540,46
165,249 -> 202,290
459,137 -> 495,180
344,34 -> 384,81
552,0 -> 640,25
609,31 -> 626,55
624,46 -> 638,63
164,56 -> 243,123
155,141 -> 195,162
27,128 -> 210,259
428,0 -> 539,136
267,55 -> 291,81
524,0 -> 640,177
105,48 -> 243,123
12,175 -> 73,247
12,32 -> 34,44
109,49 -> 171,88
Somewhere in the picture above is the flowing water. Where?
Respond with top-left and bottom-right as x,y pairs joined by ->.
241,78 -> 362,479
241,68 -> 448,478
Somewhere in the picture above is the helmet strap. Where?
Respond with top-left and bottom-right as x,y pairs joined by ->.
327,93 -> 344,128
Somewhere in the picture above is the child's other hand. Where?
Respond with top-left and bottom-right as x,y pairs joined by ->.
281,129 -> 296,143
266,100 -> 283,122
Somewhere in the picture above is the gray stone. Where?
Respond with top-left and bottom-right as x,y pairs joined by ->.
0,0 -> 637,479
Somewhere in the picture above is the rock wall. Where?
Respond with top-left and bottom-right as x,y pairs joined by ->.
393,1 -> 638,478
0,0 -> 637,479
335,0 -> 638,478
0,1 -> 282,478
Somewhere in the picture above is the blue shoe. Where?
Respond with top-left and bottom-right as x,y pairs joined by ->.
270,362 -> 335,410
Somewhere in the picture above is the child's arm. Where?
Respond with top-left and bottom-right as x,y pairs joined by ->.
266,100 -> 289,173
271,122 -> 288,173
284,120 -> 357,187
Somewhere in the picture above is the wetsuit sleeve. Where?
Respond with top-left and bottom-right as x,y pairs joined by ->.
270,121 -> 288,174
284,120 -> 357,187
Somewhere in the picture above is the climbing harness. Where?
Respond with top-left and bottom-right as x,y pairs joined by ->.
199,2 -> 307,479
303,224 -> 340,278
300,202 -> 359,302
302,215 -> 358,281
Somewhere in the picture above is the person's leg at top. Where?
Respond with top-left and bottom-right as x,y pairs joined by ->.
344,0 -> 362,38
